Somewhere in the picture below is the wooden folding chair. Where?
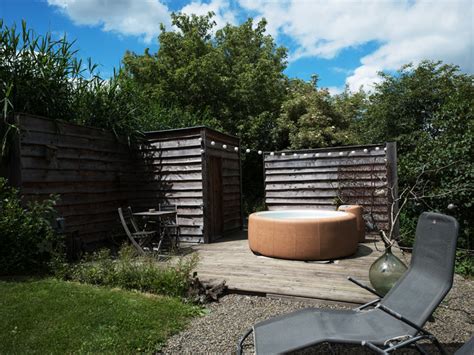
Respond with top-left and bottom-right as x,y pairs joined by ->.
118,207 -> 156,256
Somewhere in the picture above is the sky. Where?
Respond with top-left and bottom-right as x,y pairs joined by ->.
1,0 -> 473,94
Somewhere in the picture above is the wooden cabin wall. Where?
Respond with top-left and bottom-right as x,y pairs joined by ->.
263,143 -> 397,235
202,130 -> 242,241
136,131 -> 205,243
11,114 -> 139,244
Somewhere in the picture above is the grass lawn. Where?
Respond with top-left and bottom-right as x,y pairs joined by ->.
0,278 -> 199,354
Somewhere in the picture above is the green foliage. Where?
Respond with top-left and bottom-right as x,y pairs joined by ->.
354,61 -> 473,252
455,250 -> 473,278
274,78 -> 356,149
121,12 -> 287,144
0,178 -> 63,274
0,20 -> 145,140
57,244 -> 199,299
0,278 -> 199,353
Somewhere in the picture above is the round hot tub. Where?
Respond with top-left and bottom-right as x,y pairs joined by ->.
248,210 -> 359,260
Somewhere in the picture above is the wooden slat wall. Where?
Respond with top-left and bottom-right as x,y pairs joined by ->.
264,143 -> 397,233
203,131 -> 242,238
16,114 -> 136,243
134,132 -> 205,243
7,116 -> 243,245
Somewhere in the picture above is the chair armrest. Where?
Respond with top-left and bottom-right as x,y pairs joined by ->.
348,276 -> 383,298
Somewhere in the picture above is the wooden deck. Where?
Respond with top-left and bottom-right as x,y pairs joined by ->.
192,231 -> 408,305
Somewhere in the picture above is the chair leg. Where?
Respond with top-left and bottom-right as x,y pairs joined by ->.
236,328 -> 253,355
430,336 -> 447,355
414,343 -> 429,355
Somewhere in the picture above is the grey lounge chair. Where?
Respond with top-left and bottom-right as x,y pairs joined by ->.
455,336 -> 473,355
237,212 -> 459,354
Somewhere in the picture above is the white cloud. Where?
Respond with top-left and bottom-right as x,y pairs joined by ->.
325,86 -> 344,96
180,0 -> 238,29
47,0 -> 171,43
238,0 -> 474,91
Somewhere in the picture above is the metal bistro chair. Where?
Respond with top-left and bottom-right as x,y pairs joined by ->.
118,207 -> 156,256
158,203 -> 181,252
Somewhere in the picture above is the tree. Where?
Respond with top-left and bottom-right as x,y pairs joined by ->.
120,12 -> 288,143
273,77 -> 355,149
357,61 -> 473,249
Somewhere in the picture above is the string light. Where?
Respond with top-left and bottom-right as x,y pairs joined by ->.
199,142 -> 389,158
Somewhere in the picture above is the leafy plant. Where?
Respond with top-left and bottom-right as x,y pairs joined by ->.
455,250 -> 473,278
0,20 -> 145,141
0,178 -> 63,274
57,244 -> 199,299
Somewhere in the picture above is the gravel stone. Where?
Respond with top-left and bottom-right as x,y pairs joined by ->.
161,275 -> 473,354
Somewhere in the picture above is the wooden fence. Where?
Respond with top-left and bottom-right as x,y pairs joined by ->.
263,143 -> 397,235
1,115 -> 242,245
4,114 -> 143,244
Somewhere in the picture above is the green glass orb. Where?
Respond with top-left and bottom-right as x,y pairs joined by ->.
369,247 -> 408,296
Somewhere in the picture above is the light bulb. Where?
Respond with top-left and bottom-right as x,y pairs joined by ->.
211,141 -> 215,146
222,144 -> 227,149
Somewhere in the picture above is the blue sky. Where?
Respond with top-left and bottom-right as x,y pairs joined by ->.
1,0 -> 472,93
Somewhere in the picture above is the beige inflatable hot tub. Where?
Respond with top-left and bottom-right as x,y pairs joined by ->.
248,209 -> 361,260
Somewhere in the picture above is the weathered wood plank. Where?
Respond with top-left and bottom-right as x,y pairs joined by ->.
265,157 -> 386,169
190,232 -> 406,303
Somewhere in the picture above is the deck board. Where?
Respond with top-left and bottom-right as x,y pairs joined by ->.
191,231 -> 408,304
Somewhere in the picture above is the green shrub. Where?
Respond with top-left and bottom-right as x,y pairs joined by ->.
0,178 -> 63,274
57,244 -> 199,299
455,250 -> 473,278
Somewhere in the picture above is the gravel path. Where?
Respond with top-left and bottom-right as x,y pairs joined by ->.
162,275 -> 473,354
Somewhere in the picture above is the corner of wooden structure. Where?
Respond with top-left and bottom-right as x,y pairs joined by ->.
201,127 -> 210,244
